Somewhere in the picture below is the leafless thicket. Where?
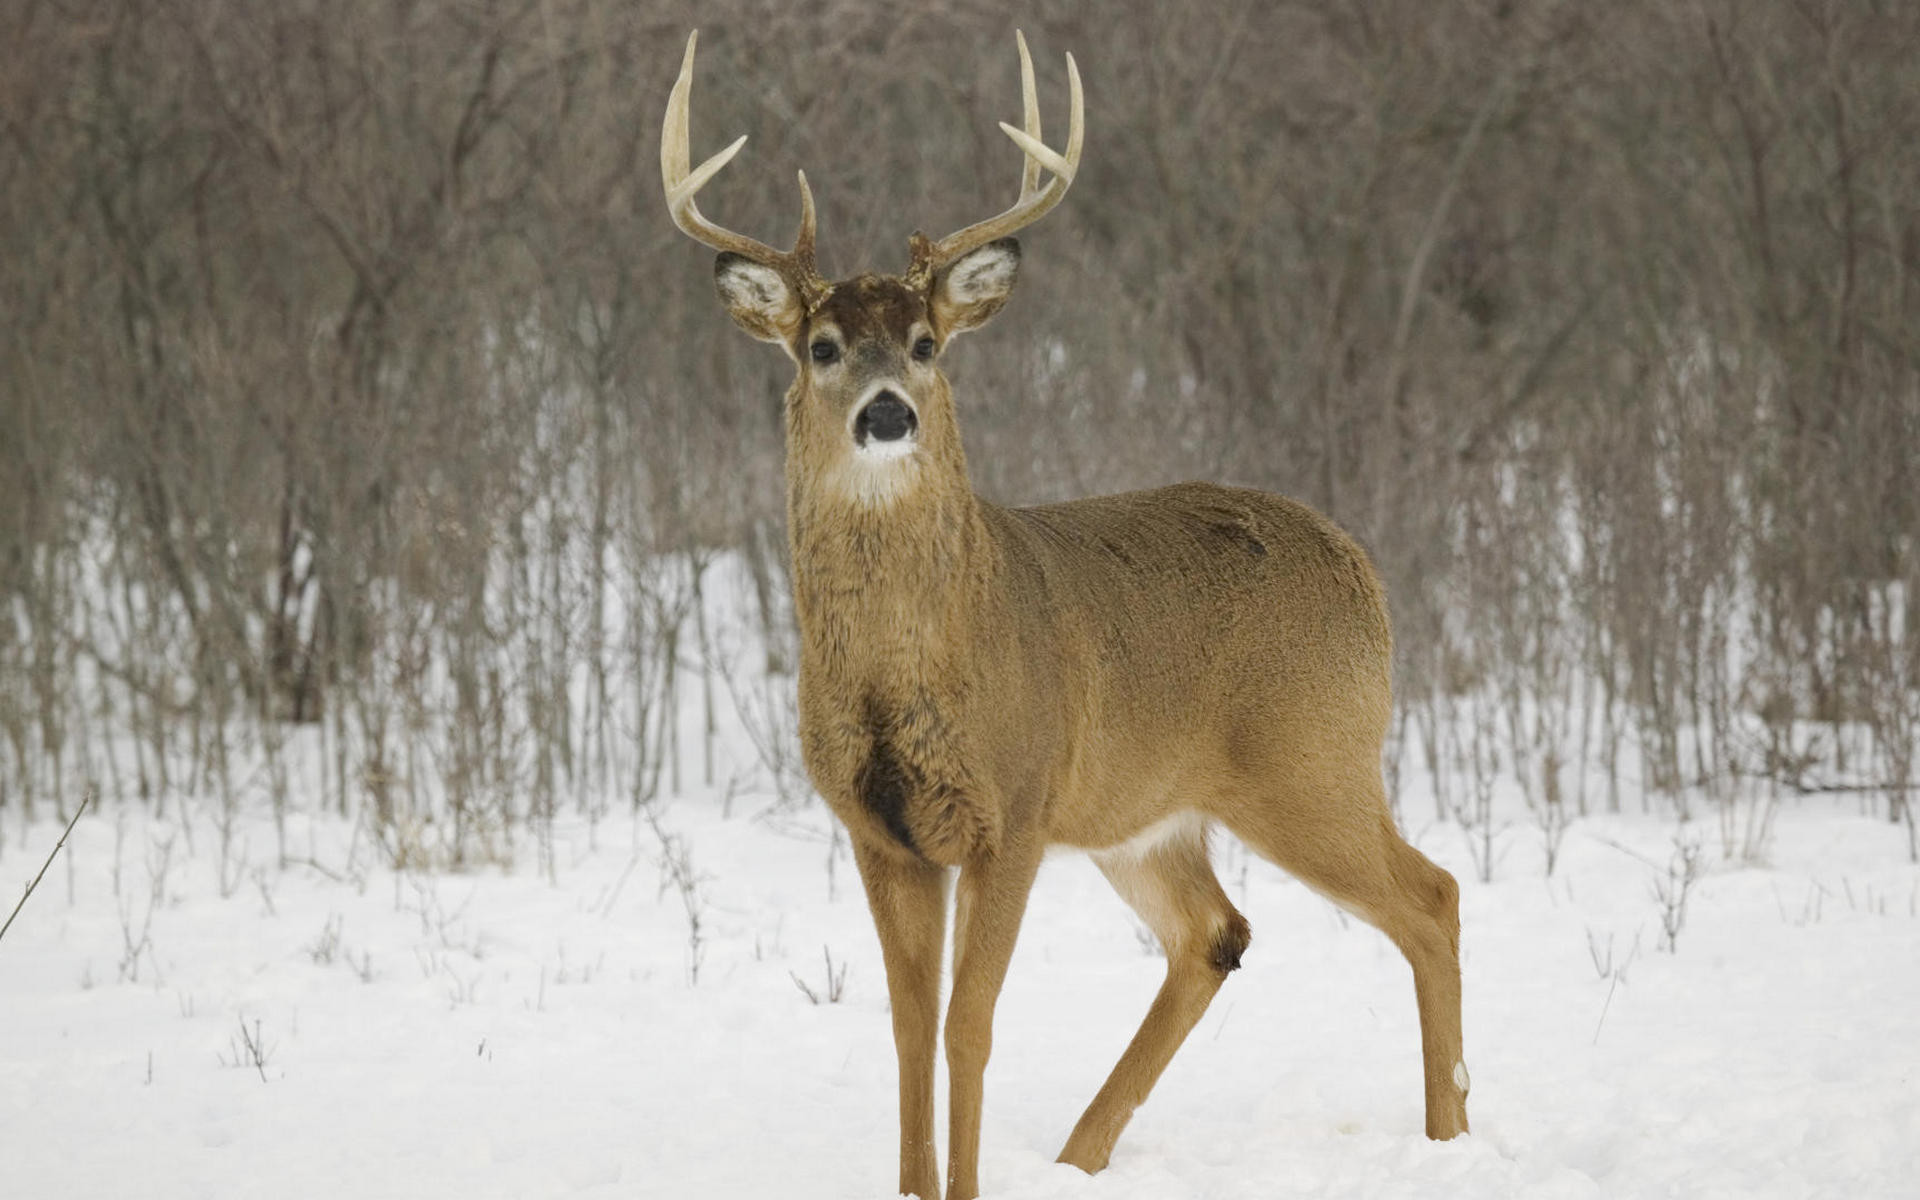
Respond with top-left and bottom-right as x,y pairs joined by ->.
2,0 -> 1916,865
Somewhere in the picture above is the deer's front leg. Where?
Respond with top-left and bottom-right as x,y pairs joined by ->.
944,843 -> 1044,1200
851,837 -> 949,1200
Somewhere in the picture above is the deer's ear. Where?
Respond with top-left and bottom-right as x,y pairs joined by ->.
714,253 -> 804,345
932,238 -> 1020,338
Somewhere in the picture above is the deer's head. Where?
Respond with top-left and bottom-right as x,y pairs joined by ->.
661,31 -> 1082,508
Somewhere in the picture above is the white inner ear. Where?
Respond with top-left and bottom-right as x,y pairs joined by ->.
717,260 -> 794,321
944,245 -> 1018,304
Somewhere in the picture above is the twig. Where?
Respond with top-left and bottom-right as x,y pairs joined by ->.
1591,834 -> 1659,871
285,855 -> 346,883
0,792 -> 94,947
1785,779 -> 1903,796
1592,973 -> 1620,1046
791,944 -> 849,1005
238,1018 -> 270,1082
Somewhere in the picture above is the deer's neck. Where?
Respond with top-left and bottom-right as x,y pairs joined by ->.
786,454 -> 996,685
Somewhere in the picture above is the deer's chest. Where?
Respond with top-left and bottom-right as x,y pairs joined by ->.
800,677 -> 985,858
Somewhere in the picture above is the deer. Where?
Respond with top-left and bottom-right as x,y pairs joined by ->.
660,30 -> 1469,1200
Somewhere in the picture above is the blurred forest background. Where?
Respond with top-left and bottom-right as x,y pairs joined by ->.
2,0 -> 1916,868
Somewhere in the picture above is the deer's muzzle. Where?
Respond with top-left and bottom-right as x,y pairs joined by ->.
854,391 -> 918,447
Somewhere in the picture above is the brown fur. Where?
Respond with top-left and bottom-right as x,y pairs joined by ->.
656,36 -> 1466,1192
711,252 -> 1473,1200
667,39 -> 1463,1194
693,183 -> 1465,1200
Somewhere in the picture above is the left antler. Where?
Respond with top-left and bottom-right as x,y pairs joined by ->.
907,30 -> 1084,287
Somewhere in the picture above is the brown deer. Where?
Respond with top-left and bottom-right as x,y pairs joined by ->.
661,30 -> 1469,1200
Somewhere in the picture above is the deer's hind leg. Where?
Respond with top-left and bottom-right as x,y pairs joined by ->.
1058,813 -> 1250,1174
1222,770 -> 1470,1140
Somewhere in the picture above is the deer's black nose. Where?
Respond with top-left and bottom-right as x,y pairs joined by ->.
855,392 -> 917,444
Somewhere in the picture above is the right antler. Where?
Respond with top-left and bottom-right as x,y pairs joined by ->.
906,30 -> 1084,289
661,31 -> 832,311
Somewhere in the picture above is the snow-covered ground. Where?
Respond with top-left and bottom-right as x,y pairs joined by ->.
3,777 -> 1917,1199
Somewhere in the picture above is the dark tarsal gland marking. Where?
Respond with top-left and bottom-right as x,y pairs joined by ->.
1208,913 -> 1252,974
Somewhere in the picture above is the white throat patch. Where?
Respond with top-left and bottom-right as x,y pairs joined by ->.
856,435 -> 916,462
827,439 -> 920,508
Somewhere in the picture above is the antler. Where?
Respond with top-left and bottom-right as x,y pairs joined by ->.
907,30 -> 1084,289
661,31 -> 832,310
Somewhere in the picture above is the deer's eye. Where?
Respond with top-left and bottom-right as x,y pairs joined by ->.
810,340 -> 839,364
912,336 -> 936,361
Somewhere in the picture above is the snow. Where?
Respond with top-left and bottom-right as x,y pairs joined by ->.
3,781 -> 1917,1198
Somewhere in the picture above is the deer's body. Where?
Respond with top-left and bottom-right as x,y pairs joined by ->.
796,473 -> 1394,867
663,33 -> 1468,1200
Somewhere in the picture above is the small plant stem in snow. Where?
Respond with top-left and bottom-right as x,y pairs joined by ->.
792,944 -> 849,1005
1592,973 -> 1621,1046
0,792 -> 93,948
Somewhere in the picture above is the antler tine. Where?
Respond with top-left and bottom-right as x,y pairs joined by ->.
661,31 -> 828,304
1016,30 -> 1041,201
793,168 -> 817,262
909,32 -> 1082,284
